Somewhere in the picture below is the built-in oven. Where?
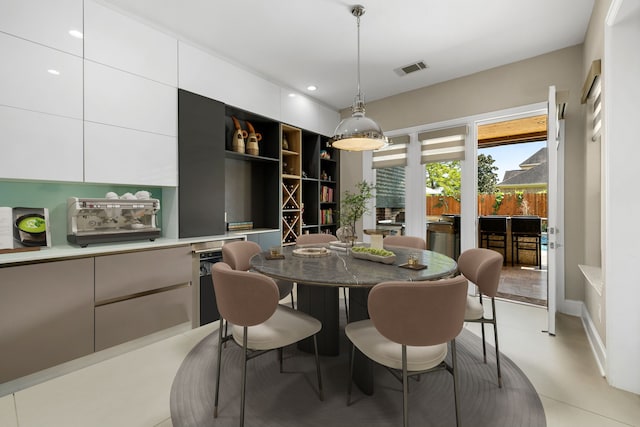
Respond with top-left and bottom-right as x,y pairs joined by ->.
192,238 -> 244,326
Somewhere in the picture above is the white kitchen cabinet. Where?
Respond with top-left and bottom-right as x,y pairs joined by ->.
84,122 -> 177,186
84,60 -> 177,137
0,258 -> 94,383
84,0 -> 177,86
0,106 -> 83,182
0,33 -> 83,120
178,42 -> 281,121
0,0 -> 83,56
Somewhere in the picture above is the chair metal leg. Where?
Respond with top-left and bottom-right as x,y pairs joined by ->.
347,344 -> 355,406
313,335 -> 324,401
492,297 -> 503,388
240,327 -> 248,427
402,345 -> 409,427
290,292 -> 296,309
451,339 -> 461,427
214,318 -> 224,418
481,321 -> 487,363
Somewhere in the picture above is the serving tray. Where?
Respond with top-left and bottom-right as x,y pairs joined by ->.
292,247 -> 331,258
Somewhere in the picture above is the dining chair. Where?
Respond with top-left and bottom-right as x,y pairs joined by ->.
458,247 -> 504,387
211,262 -> 323,427
345,275 -> 468,427
296,233 -> 351,321
222,240 -> 295,308
382,235 -> 427,250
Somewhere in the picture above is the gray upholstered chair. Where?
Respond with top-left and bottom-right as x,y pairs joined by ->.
211,262 -> 323,427
345,275 -> 468,427
296,233 -> 350,321
222,240 -> 295,308
458,247 -> 504,387
382,235 -> 427,250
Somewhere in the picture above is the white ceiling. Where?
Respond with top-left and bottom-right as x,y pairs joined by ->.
103,0 -> 595,111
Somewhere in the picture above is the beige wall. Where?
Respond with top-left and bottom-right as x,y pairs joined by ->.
341,44 -> 587,302
582,0 -> 611,345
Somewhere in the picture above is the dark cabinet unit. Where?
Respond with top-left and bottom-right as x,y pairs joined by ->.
178,89 -> 226,237
178,89 -> 338,239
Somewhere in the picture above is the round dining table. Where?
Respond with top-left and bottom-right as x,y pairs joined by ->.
250,244 -> 458,395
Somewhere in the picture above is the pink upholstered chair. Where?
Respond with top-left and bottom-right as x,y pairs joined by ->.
383,235 -> 427,250
457,247 -> 504,387
222,240 -> 295,308
296,233 -> 351,321
212,262 -> 323,427
345,275 -> 468,427
296,232 -> 336,246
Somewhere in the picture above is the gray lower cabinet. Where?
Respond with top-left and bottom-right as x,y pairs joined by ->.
93,246 -> 192,351
0,258 -> 94,383
95,285 -> 191,351
246,230 -> 281,250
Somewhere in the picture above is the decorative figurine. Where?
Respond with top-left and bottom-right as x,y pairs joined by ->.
246,121 -> 261,156
231,116 -> 247,154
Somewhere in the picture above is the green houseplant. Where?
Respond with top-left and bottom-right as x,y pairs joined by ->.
338,180 -> 375,243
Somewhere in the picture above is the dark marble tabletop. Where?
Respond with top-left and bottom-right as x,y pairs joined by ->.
250,245 -> 458,288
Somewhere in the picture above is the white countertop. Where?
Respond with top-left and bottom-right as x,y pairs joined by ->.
0,229 -> 278,267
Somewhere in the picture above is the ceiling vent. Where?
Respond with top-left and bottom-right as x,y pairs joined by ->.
394,61 -> 428,76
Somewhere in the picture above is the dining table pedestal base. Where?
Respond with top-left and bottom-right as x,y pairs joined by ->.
296,284 -> 340,356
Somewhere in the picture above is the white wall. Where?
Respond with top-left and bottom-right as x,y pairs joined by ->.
604,0 -> 640,395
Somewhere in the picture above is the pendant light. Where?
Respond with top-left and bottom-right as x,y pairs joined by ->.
330,5 -> 388,151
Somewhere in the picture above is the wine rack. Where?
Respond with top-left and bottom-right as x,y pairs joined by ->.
281,124 -> 302,245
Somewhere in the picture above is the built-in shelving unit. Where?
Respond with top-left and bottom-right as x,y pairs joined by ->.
223,105 -> 280,233
301,131 -> 339,236
178,89 -> 338,243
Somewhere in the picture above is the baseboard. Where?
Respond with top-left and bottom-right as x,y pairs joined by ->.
580,302 -> 607,377
558,298 -> 583,316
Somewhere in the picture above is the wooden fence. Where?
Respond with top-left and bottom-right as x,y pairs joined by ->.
426,193 -> 547,217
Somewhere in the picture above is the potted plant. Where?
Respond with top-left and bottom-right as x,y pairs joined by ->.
337,180 -> 375,244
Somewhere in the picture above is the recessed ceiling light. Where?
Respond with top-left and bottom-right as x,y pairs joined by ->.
47,69 -> 60,75
307,85 -> 317,91
68,29 -> 83,39
288,93 -> 296,98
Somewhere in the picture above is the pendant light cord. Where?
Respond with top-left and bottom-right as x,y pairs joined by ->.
356,13 -> 361,99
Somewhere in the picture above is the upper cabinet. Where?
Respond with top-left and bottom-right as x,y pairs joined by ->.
84,122 -> 177,186
0,33 -> 83,120
0,0 -> 83,56
178,42 -> 280,121
0,106 -> 83,182
84,0 -> 178,86
84,61 -> 177,136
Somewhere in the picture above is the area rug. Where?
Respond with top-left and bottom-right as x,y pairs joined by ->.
170,320 -> 545,427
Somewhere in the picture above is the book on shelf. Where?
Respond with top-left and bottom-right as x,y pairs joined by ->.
320,208 -> 333,225
321,186 -> 334,203
227,221 -> 254,231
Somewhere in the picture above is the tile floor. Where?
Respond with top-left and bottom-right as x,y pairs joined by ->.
1,300 -> 639,427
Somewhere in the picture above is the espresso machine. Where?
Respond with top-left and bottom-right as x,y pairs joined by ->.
67,197 -> 161,247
